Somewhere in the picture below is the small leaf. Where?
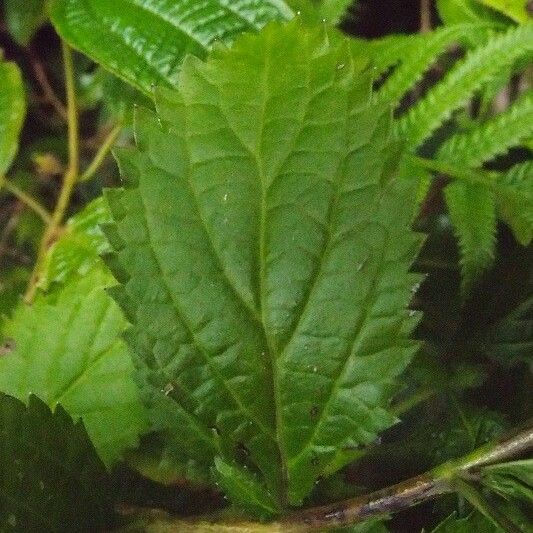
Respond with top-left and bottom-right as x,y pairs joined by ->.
3,0 -> 48,45
0,265 -> 149,465
481,459 -> 533,502
39,196 -> 112,290
430,511 -> 500,532
482,295 -> 533,364
478,0 -> 531,23
436,0 -> 506,24
50,0 -> 293,96
288,0 -> 356,24
0,393 -> 113,531
495,162 -> 533,246
0,59 -> 26,175
319,0 -> 356,23
213,457 -> 281,519
444,182 -> 497,294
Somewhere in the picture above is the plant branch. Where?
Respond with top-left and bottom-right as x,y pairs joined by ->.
282,424 -> 533,531
116,425 -> 533,532
0,177 -> 52,224
28,48 -> 68,121
24,42 -> 80,303
80,122 -> 122,182
420,0 -> 432,33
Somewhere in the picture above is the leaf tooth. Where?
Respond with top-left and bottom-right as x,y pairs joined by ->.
113,146 -> 141,188
101,252 -> 130,284
100,222 -> 125,252
105,285 -> 136,323
104,188 -> 127,221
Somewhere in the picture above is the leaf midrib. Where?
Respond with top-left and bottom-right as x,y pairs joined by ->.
287,228 -> 390,470
135,162 -> 276,443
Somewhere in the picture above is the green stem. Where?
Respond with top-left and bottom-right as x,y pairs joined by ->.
25,42 -> 79,303
282,425 -> 533,531
0,178 -> 52,224
80,122 -> 123,182
391,387 -> 436,417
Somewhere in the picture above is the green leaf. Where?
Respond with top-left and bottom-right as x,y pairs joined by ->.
436,0 -> 506,24
0,392 -> 113,531
0,59 -> 26,175
39,196 -> 112,290
430,511 -> 500,532
482,295 -> 533,364
495,162 -> 533,246
0,267 -> 29,321
438,91 -> 533,167
50,0 -> 293,97
213,457 -> 281,519
2,0 -> 48,45
104,21 -> 423,507
318,0 -> 355,23
0,264 -> 148,466
481,459 -> 533,502
396,24 -> 533,148
286,1 -> 356,24
444,182 -> 496,294
478,0 -> 531,23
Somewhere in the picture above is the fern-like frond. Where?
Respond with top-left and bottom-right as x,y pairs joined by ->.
496,162 -> 533,245
396,23 -> 533,148
445,181 -> 497,294
438,91 -> 533,166
351,34 -> 423,77
375,24 -> 493,106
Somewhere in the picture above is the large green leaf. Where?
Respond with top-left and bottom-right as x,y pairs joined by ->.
0,258 -> 148,466
0,393 -> 113,531
104,22 -> 423,507
0,59 -> 26,175
2,0 -> 48,45
50,0 -> 293,96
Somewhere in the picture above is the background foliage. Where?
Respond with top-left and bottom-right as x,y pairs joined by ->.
0,0 -> 531,531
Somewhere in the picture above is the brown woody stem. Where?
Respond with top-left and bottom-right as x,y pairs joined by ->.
117,424 -> 533,532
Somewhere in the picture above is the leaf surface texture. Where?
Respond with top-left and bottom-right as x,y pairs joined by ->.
105,22 -> 423,506
0,393 -> 113,531
0,202 -> 148,465
50,0 -> 293,96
